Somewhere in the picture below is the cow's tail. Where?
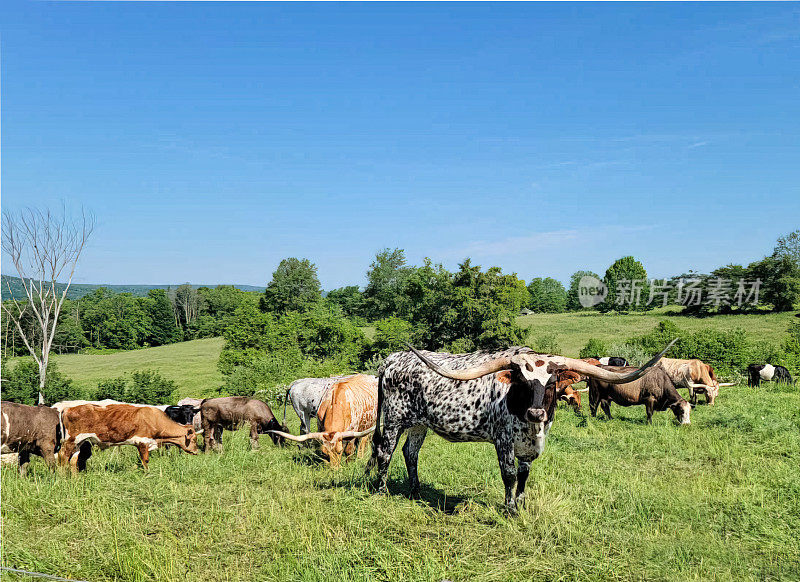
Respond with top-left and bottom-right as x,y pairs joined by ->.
55,410 -> 65,454
366,373 -> 384,473
282,385 -> 292,426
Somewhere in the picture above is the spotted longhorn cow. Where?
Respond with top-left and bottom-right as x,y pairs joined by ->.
271,374 -> 378,467
366,341 -> 675,515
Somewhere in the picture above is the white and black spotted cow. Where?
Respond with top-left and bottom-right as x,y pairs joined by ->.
748,364 -> 794,387
367,341 -> 675,515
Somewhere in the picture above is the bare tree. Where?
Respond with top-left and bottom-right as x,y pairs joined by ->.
2,206 -> 94,404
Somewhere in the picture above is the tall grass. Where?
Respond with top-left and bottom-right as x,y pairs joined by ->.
3,381 -> 799,581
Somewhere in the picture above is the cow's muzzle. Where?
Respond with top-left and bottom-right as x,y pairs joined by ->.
525,408 -> 547,423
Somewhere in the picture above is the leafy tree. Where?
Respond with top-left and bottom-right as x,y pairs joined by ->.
363,248 -> 410,321
125,370 -> 177,405
372,317 -> 414,358
261,258 -> 322,315
147,289 -> 182,345
326,286 -> 365,319
748,256 -> 800,312
95,377 -> 128,401
600,256 -> 650,313
773,229 -> 800,265
527,277 -> 567,313
170,284 -> 203,332
566,270 -> 602,311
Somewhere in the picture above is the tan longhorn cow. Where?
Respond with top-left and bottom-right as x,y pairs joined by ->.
270,374 -> 378,467
658,358 -> 734,405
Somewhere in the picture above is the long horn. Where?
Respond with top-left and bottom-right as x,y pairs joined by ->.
558,339 -> 678,384
406,343 -> 512,380
267,430 -> 327,443
690,383 -> 711,388
330,426 -> 376,443
575,387 -> 590,393
718,382 -> 735,387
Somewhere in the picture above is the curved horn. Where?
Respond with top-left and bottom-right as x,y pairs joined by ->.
690,383 -> 712,389
267,430 -> 327,443
406,343 -> 512,380
558,339 -> 678,384
330,426 -> 376,443
718,382 -> 735,387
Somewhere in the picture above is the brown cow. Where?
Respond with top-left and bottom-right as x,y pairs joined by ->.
59,403 -> 198,473
271,374 -> 378,467
659,358 -> 733,405
588,365 -> 691,424
1,402 -> 62,477
200,396 -> 287,452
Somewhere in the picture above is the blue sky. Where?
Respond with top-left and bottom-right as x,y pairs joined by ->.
2,2 -> 798,290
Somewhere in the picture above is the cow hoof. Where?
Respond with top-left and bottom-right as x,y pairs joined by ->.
409,488 -> 421,500
515,492 -> 526,508
506,504 -> 519,517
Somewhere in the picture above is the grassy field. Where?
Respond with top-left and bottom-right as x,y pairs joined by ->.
3,312 -> 799,581
48,337 -> 225,401
2,381 -> 799,581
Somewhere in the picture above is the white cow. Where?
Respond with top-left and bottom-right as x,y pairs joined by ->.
283,375 -> 355,434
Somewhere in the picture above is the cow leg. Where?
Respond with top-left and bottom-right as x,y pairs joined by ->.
373,423 -> 403,494
402,426 -> 428,498
645,398 -> 655,424
40,444 -> 57,472
214,427 -> 224,452
136,443 -> 150,470
201,418 -> 213,452
356,435 -> 373,459
515,460 -> 531,508
601,400 -> 612,419
18,450 -> 31,478
495,438 -> 518,515
249,422 -> 260,450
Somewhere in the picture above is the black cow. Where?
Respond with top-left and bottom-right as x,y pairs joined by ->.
164,405 -> 199,425
367,341 -> 674,515
748,364 -> 794,387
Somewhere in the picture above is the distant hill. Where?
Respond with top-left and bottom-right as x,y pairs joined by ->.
0,274 -> 264,301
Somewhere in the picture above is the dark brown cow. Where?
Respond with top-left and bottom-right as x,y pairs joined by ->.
59,403 -> 198,473
200,396 -> 287,451
1,402 -> 62,476
588,365 -> 691,424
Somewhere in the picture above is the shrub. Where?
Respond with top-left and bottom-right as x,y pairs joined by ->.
580,338 -> 607,359
2,358 -> 81,405
125,370 -> 177,405
95,377 -> 128,401
531,333 -> 560,355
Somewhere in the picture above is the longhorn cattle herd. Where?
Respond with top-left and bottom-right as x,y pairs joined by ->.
0,344 -> 794,513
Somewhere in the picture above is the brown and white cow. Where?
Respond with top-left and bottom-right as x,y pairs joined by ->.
271,374 -> 378,467
199,396 -> 287,451
659,358 -> 733,405
1,402 -> 62,477
59,403 -> 198,473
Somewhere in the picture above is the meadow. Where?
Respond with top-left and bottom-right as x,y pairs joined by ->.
2,312 -> 799,581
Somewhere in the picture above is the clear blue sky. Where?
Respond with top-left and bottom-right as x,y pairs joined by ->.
2,2 -> 798,290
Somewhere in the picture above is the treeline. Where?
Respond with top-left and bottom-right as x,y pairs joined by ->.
1,284 -> 260,356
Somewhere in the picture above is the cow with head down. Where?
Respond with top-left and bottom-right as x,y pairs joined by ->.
366,341 -> 676,515
658,358 -> 734,405
270,374 -> 378,467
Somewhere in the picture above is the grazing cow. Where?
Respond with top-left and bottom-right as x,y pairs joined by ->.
554,370 -> 586,409
283,375 -> 353,434
748,364 -> 794,387
1,402 -> 62,477
200,397 -> 287,451
599,357 -> 628,367
272,374 -> 378,466
177,398 -> 204,432
59,403 -> 198,473
659,358 -> 732,405
367,341 -> 674,515
587,365 -> 691,424
164,405 -> 199,426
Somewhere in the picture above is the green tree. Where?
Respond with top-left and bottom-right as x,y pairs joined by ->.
3,359 -> 78,405
600,256 -> 650,313
125,370 -> 177,405
773,229 -> 800,264
527,277 -> 567,313
147,289 -> 182,345
363,248 -> 410,321
372,317 -> 414,358
748,256 -> 800,312
580,338 -> 608,359
566,270 -> 601,311
326,286 -> 365,319
261,258 -> 322,315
